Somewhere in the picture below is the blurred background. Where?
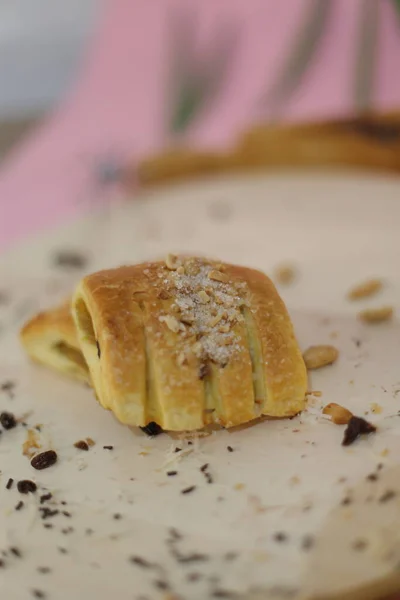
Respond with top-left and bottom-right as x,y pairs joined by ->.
1,0 -> 400,248
0,0 -> 97,158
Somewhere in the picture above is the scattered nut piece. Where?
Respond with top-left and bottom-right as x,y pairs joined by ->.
176,266 -> 185,275
86,437 -> 95,447
306,390 -> 322,398
323,403 -> 353,425
347,278 -> 383,301
274,264 -> 296,285
208,270 -> 228,283
160,315 -> 181,333
165,253 -> 181,270
370,403 -> 383,414
303,345 -> 339,370
198,290 -> 211,304
358,306 -> 393,324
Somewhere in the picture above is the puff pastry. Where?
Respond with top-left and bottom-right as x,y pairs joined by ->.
20,301 -> 90,384
71,256 -> 307,431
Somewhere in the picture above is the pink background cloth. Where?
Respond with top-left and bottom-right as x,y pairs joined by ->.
1,0 -> 400,251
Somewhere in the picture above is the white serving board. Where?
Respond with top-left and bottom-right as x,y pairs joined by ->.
1,172 -> 400,600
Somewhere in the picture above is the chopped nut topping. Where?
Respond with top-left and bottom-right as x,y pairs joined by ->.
208,313 -> 223,327
303,345 -> 338,370
358,306 -> 393,324
165,253 -> 181,270
157,289 -> 170,300
274,264 -> 296,285
176,352 -> 187,367
323,403 -> 353,425
159,315 -> 182,333
347,278 -> 383,300
197,291 -> 211,304
208,270 -> 228,283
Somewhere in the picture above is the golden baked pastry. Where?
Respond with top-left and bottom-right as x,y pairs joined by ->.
20,301 -> 89,384
71,256 -> 307,431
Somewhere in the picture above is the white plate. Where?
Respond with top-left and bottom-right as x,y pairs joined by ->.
1,172 -> 400,600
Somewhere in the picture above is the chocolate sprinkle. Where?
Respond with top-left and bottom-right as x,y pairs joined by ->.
10,547 -> 21,558
96,341 -> 101,358
32,590 -> 46,599
302,535 -> 314,551
40,493 -> 52,504
367,473 -> 378,482
6,478 -> 13,490
37,567 -> 51,574
227,446 -> 234,452
103,445 -> 114,450
15,501 -> 24,511
174,447 -> 182,453
352,539 -> 368,551
341,497 -> 352,506
40,508 -> 59,520
1,380 -> 15,398
140,422 -> 163,436
53,250 -> 87,269
153,580 -> 169,591
31,450 -> 58,470
181,486 -> 196,495
273,532 -> 288,543
167,471 -> 178,477
74,440 -> 89,451
200,463 -> 209,472
130,556 -> 153,568
0,411 -> 17,430
17,480 -> 37,494
342,416 -> 376,446
379,490 -> 396,503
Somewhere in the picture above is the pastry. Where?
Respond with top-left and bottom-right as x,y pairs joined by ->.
71,256 -> 307,431
20,301 -> 89,384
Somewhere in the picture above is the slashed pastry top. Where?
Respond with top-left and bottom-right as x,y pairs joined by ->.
71,256 -> 307,431
20,301 -> 89,383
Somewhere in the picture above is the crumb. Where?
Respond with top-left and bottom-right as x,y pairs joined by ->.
17,480 -> 37,494
358,306 -> 393,324
31,450 -> 58,470
370,403 -> 383,414
347,278 -> 383,300
23,429 -> 42,457
0,411 -> 17,430
140,422 -> 163,436
342,416 -> 376,446
274,264 -> 296,285
380,448 -> 389,457
303,345 -> 338,370
234,483 -> 245,491
74,440 -> 89,451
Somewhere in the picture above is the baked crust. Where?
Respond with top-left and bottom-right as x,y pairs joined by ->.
71,257 -> 307,431
20,301 -> 89,384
